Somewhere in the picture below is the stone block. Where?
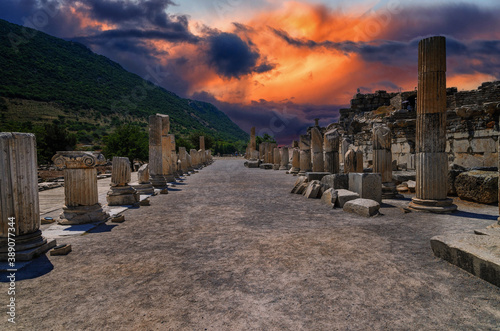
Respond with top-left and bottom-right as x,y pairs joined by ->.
303,180 -> 322,199
306,172 -> 331,181
454,153 -> 484,168
343,198 -> 380,217
392,171 -> 416,183
244,160 -> 260,168
455,170 -> 498,204
348,173 -> 382,203
470,138 -> 496,153
320,174 -> 349,190
453,139 -> 470,153
321,188 -> 337,208
335,189 -> 360,208
291,176 -> 308,193
406,180 -> 416,193
431,230 -> 500,287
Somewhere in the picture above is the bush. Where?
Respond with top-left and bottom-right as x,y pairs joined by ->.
103,124 -> 148,162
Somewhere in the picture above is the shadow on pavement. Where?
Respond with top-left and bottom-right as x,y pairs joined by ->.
0,255 -> 54,281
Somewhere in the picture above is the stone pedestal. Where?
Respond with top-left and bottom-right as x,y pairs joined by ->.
107,157 -> 139,206
311,127 -> 324,172
324,129 -> 340,174
349,173 -> 382,203
0,132 -> 56,261
280,147 -> 289,170
373,124 -> 397,198
298,134 -> 312,176
273,147 -> 281,170
134,164 -> 154,195
409,36 -> 457,213
290,148 -> 300,174
52,151 -> 109,224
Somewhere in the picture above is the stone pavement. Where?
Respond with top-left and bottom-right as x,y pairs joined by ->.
1,159 -> 500,330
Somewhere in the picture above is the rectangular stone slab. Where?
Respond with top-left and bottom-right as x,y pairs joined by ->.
431,232 -> 500,287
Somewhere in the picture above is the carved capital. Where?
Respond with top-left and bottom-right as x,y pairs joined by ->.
52,151 -> 105,169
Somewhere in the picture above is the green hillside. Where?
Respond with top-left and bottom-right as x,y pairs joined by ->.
0,19 -> 248,149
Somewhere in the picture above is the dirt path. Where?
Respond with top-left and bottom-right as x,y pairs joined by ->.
2,159 -> 500,330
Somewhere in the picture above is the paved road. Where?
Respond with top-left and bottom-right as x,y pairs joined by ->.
3,159 -> 500,330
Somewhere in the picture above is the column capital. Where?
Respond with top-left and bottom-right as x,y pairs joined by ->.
52,151 -> 105,169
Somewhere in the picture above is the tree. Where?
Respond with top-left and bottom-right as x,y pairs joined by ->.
103,124 -> 148,162
35,123 -> 77,164
188,130 -> 214,150
255,133 -> 276,150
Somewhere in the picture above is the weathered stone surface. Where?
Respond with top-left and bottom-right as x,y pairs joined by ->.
392,171 -> 416,183
291,176 -> 308,193
410,36 -> 456,212
299,134 -> 311,175
311,127 -> 324,172
304,180 -> 322,199
335,189 -> 360,208
149,114 -> 169,187
110,157 -> 132,186
280,147 -> 289,170
455,170 -> 498,204
0,132 -> 56,261
296,182 -> 309,194
320,174 -> 349,190
137,164 -> 150,184
306,172 -> 330,182
321,188 -> 337,207
290,148 -> 300,174
373,123 -> 392,183
260,163 -> 273,170
407,180 -> 416,193
431,230 -> 500,287
244,160 -> 260,168
349,173 -> 382,203
324,129 -> 340,174
344,149 -> 356,174
343,198 -> 380,217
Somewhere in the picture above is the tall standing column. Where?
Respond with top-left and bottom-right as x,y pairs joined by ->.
249,127 -> 258,160
280,147 -> 289,170
324,129 -> 340,174
311,127 -> 324,172
259,143 -> 265,161
290,148 -> 301,175
52,151 -> 109,224
268,143 -> 276,164
107,156 -> 139,206
373,124 -> 397,198
0,132 -> 56,261
179,147 -> 189,174
409,36 -> 456,212
149,114 -> 168,189
161,115 -> 176,183
298,134 -> 312,176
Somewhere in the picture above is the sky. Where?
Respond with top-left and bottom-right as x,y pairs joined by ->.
1,0 -> 499,144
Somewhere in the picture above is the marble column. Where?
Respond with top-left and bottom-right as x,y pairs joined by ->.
149,114 -> 168,189
324,129 -> 340,174
52,151 -> 109,224
409,36 -> 457,213
179,147 -> 189,174
311,127 -> 324,172
259,143 -> 265,161
273,147 -> 281,170
249,127 -> 257,160
280,147 -> 289,170
161,119 -> 176,183
298,134 -> 312,176
355,149 -> 363,172
134,164 -> 154,195
290,148 -> 301,175
0,132 -> 56,261
107,157 -> 139,206
373,124 -> 397,198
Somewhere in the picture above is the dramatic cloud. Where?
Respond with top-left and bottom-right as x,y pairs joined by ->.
0,0 -> 499,144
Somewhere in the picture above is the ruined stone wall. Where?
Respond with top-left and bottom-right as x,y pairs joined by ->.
339,81 -> 500,170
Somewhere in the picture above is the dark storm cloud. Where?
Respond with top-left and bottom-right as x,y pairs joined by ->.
206,32 -> 275,79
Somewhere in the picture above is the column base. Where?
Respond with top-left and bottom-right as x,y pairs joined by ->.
59,204 -> 109,225
132,183 -> 155,195
107,186 -> 139,206
151,175 -> 168,189
408,198 -> 457,213
382,182 -> 399,199
290,167 -> 300,175
0,230 -> 57,261
279,165 -> 288,170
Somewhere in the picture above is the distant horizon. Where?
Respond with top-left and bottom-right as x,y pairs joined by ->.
1,0 -> 499,144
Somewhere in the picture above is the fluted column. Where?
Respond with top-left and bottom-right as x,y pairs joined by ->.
52,151 -> 108,224
373,124 -> 396,198
0,132 -> 56,261
298,134 -> 311,176
280,147 -> 289,170
107,157 -> 138,206
409,36 -> 456,212
311,127 -> 324,172
290,148 -> 300,175
324,129 -> 340,174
